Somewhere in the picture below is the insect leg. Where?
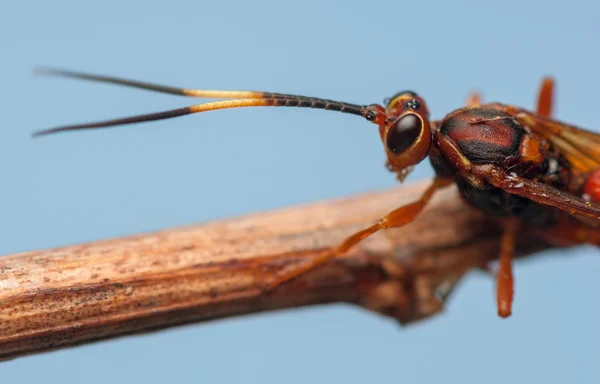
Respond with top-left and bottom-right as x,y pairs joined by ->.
465,91 -> 483,107
496,219 -> 519,318
264,177 -> 453,291
536,77 -> 554,117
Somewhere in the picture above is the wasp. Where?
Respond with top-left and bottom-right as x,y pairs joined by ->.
34,69 -> 600,318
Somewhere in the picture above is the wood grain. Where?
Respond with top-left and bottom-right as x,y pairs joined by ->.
0,181 -> 552,360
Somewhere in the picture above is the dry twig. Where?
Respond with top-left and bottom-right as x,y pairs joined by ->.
0,181 -> 552,360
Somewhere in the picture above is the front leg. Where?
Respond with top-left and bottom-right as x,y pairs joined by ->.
265,177 -> 453,291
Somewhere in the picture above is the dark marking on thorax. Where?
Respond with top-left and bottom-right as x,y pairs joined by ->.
440,108 -> 525,164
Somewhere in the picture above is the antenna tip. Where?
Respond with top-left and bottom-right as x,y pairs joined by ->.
32,66 -> 49,76
31,129 -> 55,138
32,66 -> 66,77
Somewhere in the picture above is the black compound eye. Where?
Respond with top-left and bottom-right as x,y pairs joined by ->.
386,114 -> 422,154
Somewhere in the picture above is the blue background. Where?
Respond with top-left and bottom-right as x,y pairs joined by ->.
1,0 -> 599,382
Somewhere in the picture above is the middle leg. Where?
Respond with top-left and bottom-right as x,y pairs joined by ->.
497,219 -> 519,318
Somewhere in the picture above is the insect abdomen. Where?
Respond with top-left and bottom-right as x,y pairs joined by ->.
439,108 -> 524,164
456,179 -> 557,227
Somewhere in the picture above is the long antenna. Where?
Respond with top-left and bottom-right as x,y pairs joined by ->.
33,69 -> 385,137
35,67 -> 334,100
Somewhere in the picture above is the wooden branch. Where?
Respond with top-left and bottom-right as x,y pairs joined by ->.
0,181 -> 552,361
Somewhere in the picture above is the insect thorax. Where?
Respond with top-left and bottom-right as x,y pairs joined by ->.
430,107 -> 568,227
439,107 -> 524,165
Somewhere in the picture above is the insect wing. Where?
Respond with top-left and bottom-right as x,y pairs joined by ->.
515,109 -> 600,174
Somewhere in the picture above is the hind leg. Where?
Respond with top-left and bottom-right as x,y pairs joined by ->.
536,77 -> 554,117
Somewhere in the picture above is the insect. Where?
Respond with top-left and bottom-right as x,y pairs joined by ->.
34,68 -> 600,318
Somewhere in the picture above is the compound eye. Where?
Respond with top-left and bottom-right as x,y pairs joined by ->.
385,114 -> 423,154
